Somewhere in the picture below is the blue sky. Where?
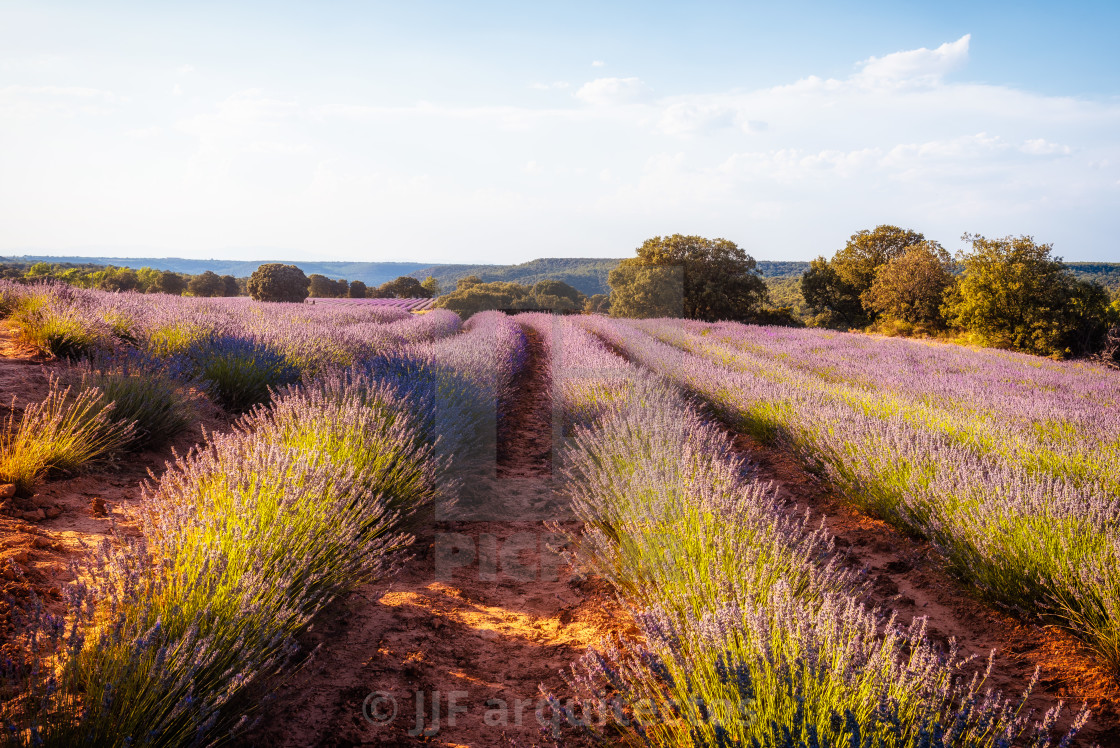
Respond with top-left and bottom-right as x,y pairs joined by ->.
1,1 -> 1118,263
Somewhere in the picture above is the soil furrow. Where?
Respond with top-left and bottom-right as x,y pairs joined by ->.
247,324 -> 627,747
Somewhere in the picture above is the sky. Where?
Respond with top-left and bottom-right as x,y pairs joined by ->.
1,1 -> 1118,264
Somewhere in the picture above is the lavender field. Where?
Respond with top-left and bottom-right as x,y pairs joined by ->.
0,284 -> 1116,746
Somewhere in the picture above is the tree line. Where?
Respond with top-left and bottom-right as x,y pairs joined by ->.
0,262 -> 244,297
799,226 -> 1119,358
601,229 -> 1120,361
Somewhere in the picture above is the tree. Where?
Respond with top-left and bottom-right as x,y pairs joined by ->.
456,275 -> 483,291
862,243 -> 954,328
220,275 -> 241,297
96,267 -> 140,292
308,274 -> 333,298
188,270 -> 226,297
802,225 -> 932,327
435,281 -> 532,317
608,234 -> 767,321
349,280 -> 367,298
608,263 -> 685,319
944,234 -> 1113,358
155,270 -> 188,295
800,258 -> 863,328
378,275 -> 431,298
421,276 -> 441,296
530,280 -> 585,312
136,267 -> 161,293
584,294 -> 611,315
248,264 -> 310,303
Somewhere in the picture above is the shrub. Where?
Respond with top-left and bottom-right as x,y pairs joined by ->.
1,375 -> 438,746
944,234 -> 1113,358
245,378 -> 443,527
0,379 -> 134,494
67,355 -> 195,451
0,281 -> 27,317
9,293 -> 113,360
186,336 -> 300,412
247,263 -> 310,303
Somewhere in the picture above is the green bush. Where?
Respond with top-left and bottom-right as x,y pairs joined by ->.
0,379 -> 134,494
9,295 -> 112,360
69,357 -> 195,451
247,263 -> 310,303
944,234 -> 1113,358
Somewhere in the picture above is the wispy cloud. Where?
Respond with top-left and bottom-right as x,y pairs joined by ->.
574,76 -> 652,106
855,34 -> 970,87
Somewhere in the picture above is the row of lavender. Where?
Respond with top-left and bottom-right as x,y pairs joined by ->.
1,294 -> 529,745
518,314 -> 1080,747
0,281 -> 459,375
582,316 -> 1120,671
670,321 -> 1120,486
307,297 -> 439,311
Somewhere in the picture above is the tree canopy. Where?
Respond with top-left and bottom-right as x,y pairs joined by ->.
862,243 -> 955,328
376,275 -> 432,299
607,234 -> 767,321
944,234 -> 1114,358
248,264 -> 310,303
188,270 -> 226,297
308,273 -> 349,298
435,279 -> 586,318
802,225 -> 933,327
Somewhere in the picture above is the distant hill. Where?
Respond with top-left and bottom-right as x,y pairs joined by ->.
407,258 -> 621,297
1067,262 -> 1120,293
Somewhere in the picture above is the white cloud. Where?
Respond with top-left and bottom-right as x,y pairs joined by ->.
1021,138 -> 1072,156
657,101 -> 737,136
574,77 -> 652,106
855,34 -> 970,87
592,60 -> 605,67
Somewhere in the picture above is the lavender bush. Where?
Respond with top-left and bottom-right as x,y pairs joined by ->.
61,353 -> 197,450
0,378 -> 135,494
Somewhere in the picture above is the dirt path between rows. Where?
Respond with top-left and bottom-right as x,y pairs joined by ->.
247,325 -> 631,747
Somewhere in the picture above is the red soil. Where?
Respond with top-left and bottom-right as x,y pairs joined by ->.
0,323 -> 230,665
243,326 -> 631,746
